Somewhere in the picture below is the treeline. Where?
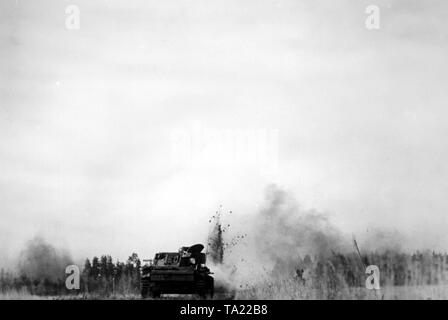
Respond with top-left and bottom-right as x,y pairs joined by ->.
81,253 -> 141,296
241,250 -> 448,299
366,251 -> 448,286
0,268 -> 67,296
0,252 -> 142,297
282,250 -> 448,299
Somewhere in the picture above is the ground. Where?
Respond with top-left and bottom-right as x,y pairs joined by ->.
2,285 -> 448,300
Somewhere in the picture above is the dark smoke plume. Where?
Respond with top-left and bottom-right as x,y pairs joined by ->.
18,236 -> 73,283
208,219 -> 224,264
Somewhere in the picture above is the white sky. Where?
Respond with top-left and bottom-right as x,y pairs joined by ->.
1,0 -> 448,267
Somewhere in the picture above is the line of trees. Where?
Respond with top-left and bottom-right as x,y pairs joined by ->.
243,251 -> 448,299
0,268 -> 67,296
0,252 -> 142,297
289,250 -> 448,299
81,253 -> 141,296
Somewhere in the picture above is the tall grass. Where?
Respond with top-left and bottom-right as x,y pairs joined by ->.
0,287 -> 44,300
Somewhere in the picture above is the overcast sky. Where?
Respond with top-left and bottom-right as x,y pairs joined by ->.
1,0 -> 448,267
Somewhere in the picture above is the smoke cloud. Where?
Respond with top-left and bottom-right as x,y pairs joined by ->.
253,184 -> 349,261
17,236 -> 73,283
207,185 -> 348,289
210,184 -> 411,292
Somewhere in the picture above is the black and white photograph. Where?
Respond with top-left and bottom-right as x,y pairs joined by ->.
1,0 -> 448,306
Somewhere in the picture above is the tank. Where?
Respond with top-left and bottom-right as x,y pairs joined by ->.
141,243 -> 214,298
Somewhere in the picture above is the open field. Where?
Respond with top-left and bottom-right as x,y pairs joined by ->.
2,285 -> 448,300
236,285 -> 448,300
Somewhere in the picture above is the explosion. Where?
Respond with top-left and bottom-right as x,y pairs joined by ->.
205,185 -> 351,294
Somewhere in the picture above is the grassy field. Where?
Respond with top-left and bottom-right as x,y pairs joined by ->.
235,284 -> 448,300
2,285 -> 448,300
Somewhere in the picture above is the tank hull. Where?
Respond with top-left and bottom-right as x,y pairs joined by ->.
141,244 -> 214,299
141,271 -> 214,298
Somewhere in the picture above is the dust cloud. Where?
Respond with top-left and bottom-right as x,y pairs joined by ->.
208,184 -> 408,291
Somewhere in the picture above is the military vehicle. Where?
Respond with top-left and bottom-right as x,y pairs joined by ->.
141,244 -> 214,298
